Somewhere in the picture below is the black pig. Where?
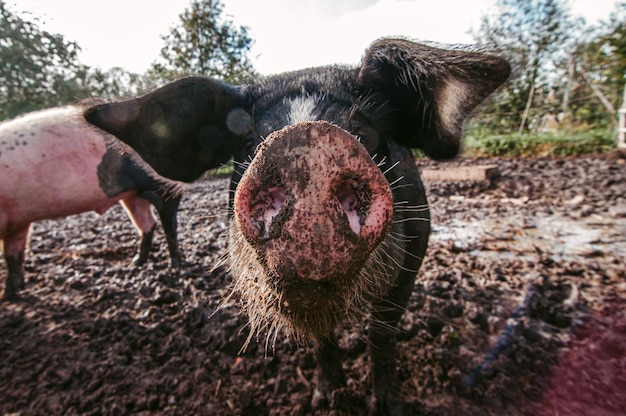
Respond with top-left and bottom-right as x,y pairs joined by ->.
86,38 -> 510,413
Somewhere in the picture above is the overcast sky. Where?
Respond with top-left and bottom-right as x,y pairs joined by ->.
7,0 -> 621,75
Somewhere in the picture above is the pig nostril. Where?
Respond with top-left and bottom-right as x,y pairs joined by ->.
265,186 -> 286,219
251,186 -> 286,239
336,182 -> 363,235
336,184 -> 357,212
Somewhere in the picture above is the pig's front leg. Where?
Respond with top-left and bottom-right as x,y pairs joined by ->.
368,246 -> 422,414
2,225 -> 30,301
311,335 -> 347,409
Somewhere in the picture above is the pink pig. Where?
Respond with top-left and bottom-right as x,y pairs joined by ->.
0,105 -> 184,300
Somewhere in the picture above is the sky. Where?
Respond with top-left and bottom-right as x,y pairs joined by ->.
7,0 -> 622,76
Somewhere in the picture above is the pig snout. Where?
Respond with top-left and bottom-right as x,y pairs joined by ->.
234,121 -> 393,284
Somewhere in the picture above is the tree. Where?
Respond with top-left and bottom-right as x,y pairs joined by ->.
83,67 -> 152,99
554,2 -> 625,129
149,0 -> 256,84
472,0 -> 576,133
601,2 -> 626,105
0,0 -> 89,120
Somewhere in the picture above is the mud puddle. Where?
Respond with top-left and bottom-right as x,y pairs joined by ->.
432,213 -> 626,261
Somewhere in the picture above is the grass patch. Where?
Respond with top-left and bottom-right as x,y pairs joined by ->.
462,129 -> 617,157
203,160 -> 235,178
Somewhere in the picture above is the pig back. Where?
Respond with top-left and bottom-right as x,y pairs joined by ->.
0,106 -> 136,235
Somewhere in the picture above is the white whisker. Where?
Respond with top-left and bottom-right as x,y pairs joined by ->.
210,253 -> 230,274
385,238 -> 425,262
388,175 -> 405,188
383,160 -> 400,176
387,232 -> 416,244
393,217 -> 430,223
390,183 -> 414,191
378,246 -> 420,273
232,160 -> 249,169
394,205 -> 430,213
389,230 -> 421,240
393,202 -> 429,209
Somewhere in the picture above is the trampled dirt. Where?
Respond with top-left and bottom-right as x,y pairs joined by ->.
1,153 -> 625,415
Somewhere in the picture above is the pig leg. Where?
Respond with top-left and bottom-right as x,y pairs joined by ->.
2,225 -> 30,301
312,336 -> 347,409
311,273 -> 417,413
156,196 -> 182,268
368,277 -> 416,413
119,196 -> 157,266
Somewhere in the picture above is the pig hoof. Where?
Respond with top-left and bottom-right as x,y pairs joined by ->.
3,274 -> 23,301
2,289 -> 18,302
369,393 -> 409,415
169,255 -> 183,269
312,386 -> 362,412
132,253 -> 147,266
311,388 -> 330,410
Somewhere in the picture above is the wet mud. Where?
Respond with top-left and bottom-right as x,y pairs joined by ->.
1,153 -> 625,415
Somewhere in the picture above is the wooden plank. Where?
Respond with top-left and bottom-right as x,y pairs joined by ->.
420,164 -> 499,182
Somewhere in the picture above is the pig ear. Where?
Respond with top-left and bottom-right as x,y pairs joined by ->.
84,76 -> 250,170
357,38 -> 510,159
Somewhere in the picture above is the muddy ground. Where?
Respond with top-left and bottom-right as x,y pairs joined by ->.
1,153 -> 625,415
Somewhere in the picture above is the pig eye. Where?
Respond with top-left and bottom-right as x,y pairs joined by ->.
335,181 -> 369,235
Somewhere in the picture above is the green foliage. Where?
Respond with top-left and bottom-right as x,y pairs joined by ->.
555,3 -> 625,129
470,0 -> 626,136
0,0 -> 89,120
472,0 -> 576,134
83,67 -> 152,98
149,0 -> 257,84
1,0 -> 259,121
463,129 -> 616,157
603,3 -> 626,87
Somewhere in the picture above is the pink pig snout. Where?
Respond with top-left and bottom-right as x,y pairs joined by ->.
234,121 -> 393,282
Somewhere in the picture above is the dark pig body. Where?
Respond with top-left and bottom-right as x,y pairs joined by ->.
83,77 -> 246,269
0,106 -> 184,300
86,38 -> 510,413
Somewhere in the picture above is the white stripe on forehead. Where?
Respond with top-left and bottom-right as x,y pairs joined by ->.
286,95 -> 319,124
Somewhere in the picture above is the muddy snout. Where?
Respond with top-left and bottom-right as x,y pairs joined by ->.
234,121 -> 393,282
